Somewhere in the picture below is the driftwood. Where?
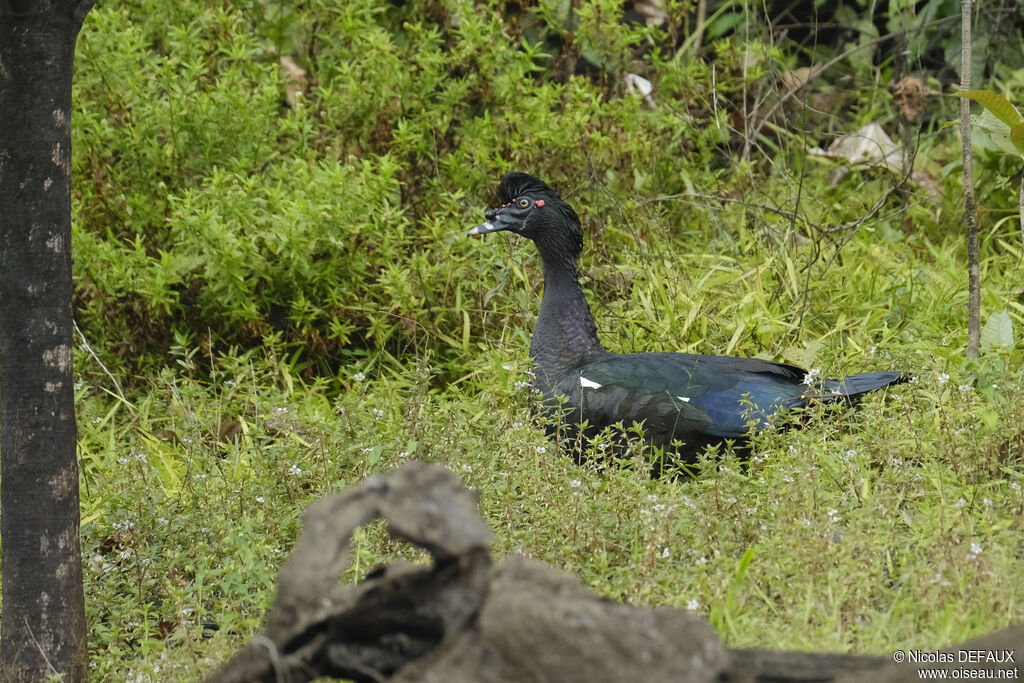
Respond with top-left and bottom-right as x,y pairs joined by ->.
209,462 -> 1021,683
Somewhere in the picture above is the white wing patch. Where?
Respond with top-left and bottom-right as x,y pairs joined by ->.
676,396 -> 691,403
580,376 -> 603,389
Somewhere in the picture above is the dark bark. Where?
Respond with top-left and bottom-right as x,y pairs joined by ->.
0,1 -> 94,680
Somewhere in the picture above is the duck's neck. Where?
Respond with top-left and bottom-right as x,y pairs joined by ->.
530,254 -> 607,389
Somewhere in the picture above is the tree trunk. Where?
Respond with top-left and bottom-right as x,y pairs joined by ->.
960,0 -> 980,358
0,1 -> 94,680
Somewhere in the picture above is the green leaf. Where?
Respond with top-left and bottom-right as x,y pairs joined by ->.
981,309 -> 1015,352
969,108 -> 1024,158
734,546 -> 756,586
1011,122 -> 1024,156
956,89 -> 1023,128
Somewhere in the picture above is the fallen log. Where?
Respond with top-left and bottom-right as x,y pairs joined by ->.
209,462 -> 1021,683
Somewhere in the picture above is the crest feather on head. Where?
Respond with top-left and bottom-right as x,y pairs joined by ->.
498,172 -> 558,204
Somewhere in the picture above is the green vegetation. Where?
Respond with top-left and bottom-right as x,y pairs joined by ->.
43,0 -> 1024,677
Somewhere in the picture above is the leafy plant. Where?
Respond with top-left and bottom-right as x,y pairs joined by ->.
55,0 -> 1024,678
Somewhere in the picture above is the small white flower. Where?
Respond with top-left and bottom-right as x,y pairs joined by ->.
869,345 -> 877,355
938,373 -> 950,385
193,473 -> 206,481
514,380 -> 530,390
661,547 -> 670,558
686,598 -> 700,611
695,556 -> 708,565
845,449 -> 857,459
158,517 -> 169,525
117,456 -> 129,465
955,497 -> 966,508
983,497 -> 992,506
801,368 -> 821,385
461,464 -> 473,473
372,408 -> 384,421
958,384 -> 971,392
74,382 -> 83,391
353,371 -> 366,382
275,406 -> 288,414
118,549 -> 132,560
398,451 -> 409,459
992,384 -> 999,389
91,416 -> 102,424
134,452 -> 147,462
570,479 -> 582,488
512,421 -> 524,429
255,496 -> 265,504
967,542 -> 982,560
827,508 -> 841,522
535,446 -> 546,454
288,464 -> 302,476
1011,481 -> 1021,492
782,474 -> 794,484
801,518 -> 812,527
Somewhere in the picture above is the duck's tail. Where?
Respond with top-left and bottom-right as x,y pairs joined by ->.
823,371 -> 907,399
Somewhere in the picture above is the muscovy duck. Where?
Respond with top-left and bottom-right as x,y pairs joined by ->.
469,172 -> 905,460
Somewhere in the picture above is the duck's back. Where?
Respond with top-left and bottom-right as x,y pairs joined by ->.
540,352 -> 810,450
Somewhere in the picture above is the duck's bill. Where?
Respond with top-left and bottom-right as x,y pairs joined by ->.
467,211 -> 517,236
467,221 -> 502,236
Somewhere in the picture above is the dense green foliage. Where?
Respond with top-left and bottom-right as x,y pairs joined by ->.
22,0 -> 1024,677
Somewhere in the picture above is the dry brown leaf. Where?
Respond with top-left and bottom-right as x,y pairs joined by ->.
891,76 -> 928,121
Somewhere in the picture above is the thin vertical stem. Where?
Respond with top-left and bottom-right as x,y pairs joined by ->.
960,0 -> 980,358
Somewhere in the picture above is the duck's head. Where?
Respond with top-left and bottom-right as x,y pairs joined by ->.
469,172 -> 583,261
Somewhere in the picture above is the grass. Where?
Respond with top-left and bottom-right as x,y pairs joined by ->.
74,218 -> 1024,680
21,0 -> 1024,678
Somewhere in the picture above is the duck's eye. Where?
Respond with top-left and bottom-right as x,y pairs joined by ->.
518,198 -> 530,208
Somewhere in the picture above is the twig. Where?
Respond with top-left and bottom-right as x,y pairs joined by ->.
1019,172 -> 1023,254
960,0 -> 980,358
691,0 -> 707,58
73,318 -> 136,416
746,15 -> 959,152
